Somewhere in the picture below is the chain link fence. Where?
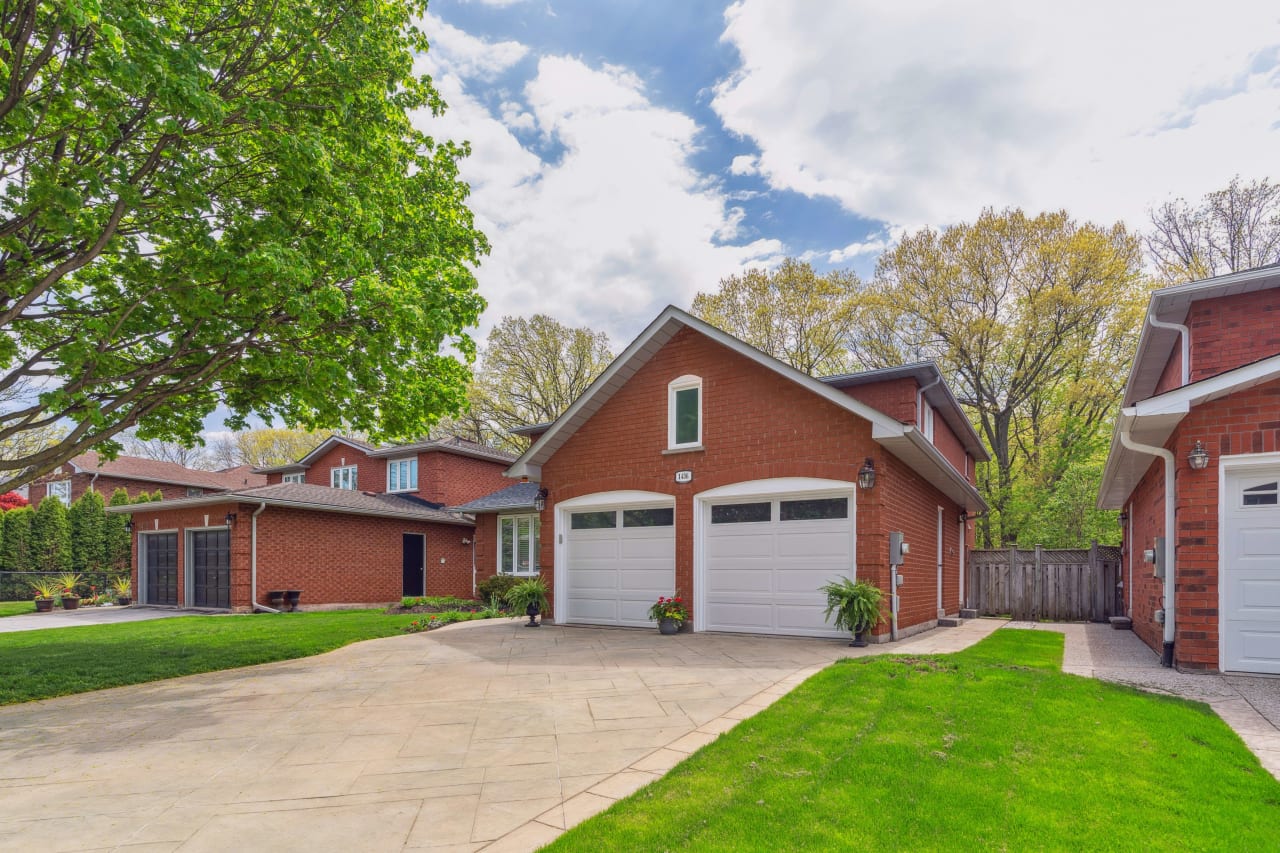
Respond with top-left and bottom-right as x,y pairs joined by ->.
1,571 -> 128,602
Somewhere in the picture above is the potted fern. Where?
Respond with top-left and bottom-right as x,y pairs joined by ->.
820,578 -> 885,647
504,577 -> 550,627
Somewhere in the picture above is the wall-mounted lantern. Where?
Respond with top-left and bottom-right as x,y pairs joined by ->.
533,487 -> 549,512
1188,441 -> 1210,471
224,512 -> 238,526
857,458 -> 876,490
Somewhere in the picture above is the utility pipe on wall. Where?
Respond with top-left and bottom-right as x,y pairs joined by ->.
249,502 -> 278,613
1119,420 -> 1176,667
1148,314 -> 1190,387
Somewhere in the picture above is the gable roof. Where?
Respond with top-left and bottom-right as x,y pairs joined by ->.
1098,352 -> 1280,508
253,434 -> 514,474
448,481 -> 541,513
1123,262 -> 1280,407
105,482 -> 473,526
64,452 -> 262,491
818,362 -> 988,460
506,306 -> 987,512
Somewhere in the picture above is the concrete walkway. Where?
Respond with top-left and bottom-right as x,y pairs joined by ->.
1007,621 -> 1280,779
0,605 -> 194,633
0,617 -> 1002,852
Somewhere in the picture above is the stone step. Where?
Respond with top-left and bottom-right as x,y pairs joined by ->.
1109,616 -> 1133,631
937,617 -> 965,628
959,609 -> 979,619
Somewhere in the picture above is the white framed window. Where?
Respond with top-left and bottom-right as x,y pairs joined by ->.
282,473 -> 305,484
186,487 -> 204,498
330,465 -> 358,490
922,402 -> 935,442
46,480 -> 71,505
498,514 -> 540,576
667,375 -> 702,449
387,457 -> 418,493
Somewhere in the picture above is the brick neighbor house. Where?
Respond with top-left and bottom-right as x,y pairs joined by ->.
453,306 -> 988,641
1098,263 -> 1280,674
109,436 -> 513,611
24,452 -> 266,506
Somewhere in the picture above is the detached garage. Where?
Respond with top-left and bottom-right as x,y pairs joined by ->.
463,306 -> 987,643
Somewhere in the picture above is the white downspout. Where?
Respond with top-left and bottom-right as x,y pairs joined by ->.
917,374 -> 943,434
1148,314 -> 1190,387
250,502 -> 278,613
1119,416 -> 1176,667
1126,501 -> 1134,617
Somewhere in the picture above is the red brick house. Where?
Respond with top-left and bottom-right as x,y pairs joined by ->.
1098,263 -> 1280,674
454,306 -> 988,641
110,436 -> 513,611
24,452 -> 265,506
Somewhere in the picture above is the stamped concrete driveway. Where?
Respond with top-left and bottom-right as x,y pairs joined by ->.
0,618 -> 1000,852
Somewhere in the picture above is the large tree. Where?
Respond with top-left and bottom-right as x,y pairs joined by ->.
206,428 -> 332,469
691,259 -> 862,376
852,208 -> 1147,547
1147,176 -> 1280,282
466,315 -> 613,448
0,0 -> 487,494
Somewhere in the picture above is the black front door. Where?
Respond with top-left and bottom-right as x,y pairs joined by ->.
144,533 -> 178,606
403,534 -> 425,597
192,529 -> 231,609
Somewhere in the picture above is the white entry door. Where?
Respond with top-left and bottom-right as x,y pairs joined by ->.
702,488 -> 855,638
1222,465 -> 1280,674
562,502 -> 675,628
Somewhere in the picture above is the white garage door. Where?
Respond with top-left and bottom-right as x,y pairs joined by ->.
703,491 -> 854,638
1222,467 -> 1280,674
563,504 -> 676,627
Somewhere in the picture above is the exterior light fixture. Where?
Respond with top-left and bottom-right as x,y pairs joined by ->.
857,458 -> 876,490
1188,441 -> 1210,471
224,512 -> 238,526
124,520 -> 134,533
1118,511 -> 1129,526
959,510 -> 968,524
533,487 -> 548,513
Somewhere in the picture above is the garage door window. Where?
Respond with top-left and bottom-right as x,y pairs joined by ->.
499,514 -> 540,575
1242,482 -> 1279,507
571,510 -> 616,529
623,507 -> 674,527
711,502 -> 771,524
780,497 -> 848,521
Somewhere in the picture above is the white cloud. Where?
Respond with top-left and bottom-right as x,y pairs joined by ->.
713,1 -> 1280,231
422,14 -> 528,81
728,154 -> 758,175
417,30 -> 783,342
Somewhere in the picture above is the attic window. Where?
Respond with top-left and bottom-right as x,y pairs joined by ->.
668,375 -> 702,449
1243,482 -> 1279,507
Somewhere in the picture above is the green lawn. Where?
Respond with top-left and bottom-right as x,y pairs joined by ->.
0,601 -> 35,618
0,609 -> 426,705
548,630 -> 1280,852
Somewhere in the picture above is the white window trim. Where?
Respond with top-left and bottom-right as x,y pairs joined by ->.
667,374 -> 703,450
923,403 -> 935,442
330,465 -> 358,490
46,480 -> 71,505
386,457 -> 418,493
497,513 -> 540,577
282,473 -> 305,484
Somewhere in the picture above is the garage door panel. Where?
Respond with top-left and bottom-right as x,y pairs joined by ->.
619,568 -> 676,590
1242,528 -> 1280,556
572,539 -> 621,561
707,601 -> 774,630
1224,466 -> 1280,674
621,536 -> 675,559
708,568 -> 774,593
1232,580 -> 1280,613
565,501 -> 675,628
706,533 -> 774,558
571,569 -> 621,592
775,604 -> 835,633
1237,628 -> 1280,666
567,597 -> 620,622
777,531 -> 853,558
776,567 -> 843,593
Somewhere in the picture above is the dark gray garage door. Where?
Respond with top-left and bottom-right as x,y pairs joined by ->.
192,529 -> 231,609
143,533 -> 178,606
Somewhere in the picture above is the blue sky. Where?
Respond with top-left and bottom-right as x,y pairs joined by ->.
417,1 -> 1280,347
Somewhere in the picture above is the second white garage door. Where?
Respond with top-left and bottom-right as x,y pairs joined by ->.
1222,465 -> 1280,674
563,503 -> 676,628
702,488 -> 855,638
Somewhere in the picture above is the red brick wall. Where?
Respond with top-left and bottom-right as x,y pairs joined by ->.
419,452 -> 511,507
473,513 -> 499,587
1154,346 -> 1183,396
1124,377 -> 1280,670
930,414 -> 969,480
535,327 -> 964,635
31,473 -> 205,505
1189,291 -> 1280,382
838,377 -> 918,424
301,443 -> 381,492
129,503 -> 476,609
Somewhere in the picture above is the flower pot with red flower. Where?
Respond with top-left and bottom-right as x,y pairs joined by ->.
647,594 -> 689,635
56,572 -> 83,610
30,578 -> 59,613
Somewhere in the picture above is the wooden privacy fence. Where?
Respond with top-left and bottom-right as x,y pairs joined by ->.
966,542 -> 1123,622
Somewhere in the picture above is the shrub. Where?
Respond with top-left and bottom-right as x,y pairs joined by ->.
477,574 -> 521,605
104,488 -> 132,572
1,505 -> 34,571
70,491 -> 106,573
31,496 -> 72,573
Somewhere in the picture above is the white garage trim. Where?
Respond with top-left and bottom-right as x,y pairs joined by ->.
554,490 -> 675,627
1218,451 -> 1280,672
693,478 -> 857,636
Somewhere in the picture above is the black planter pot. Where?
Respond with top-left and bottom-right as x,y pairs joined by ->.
62,596 -> 80,611
34,598 -> 53,613
284,590 -> 302,612
525,602 -> 541,627
850,628 -> 869,648
267,590 -> 285,610
659,618 -> 681,636
116,597 -> 131,607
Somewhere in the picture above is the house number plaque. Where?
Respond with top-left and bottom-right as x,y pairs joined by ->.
674,470 -> 693,484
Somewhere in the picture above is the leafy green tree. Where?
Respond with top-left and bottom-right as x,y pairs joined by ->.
1,506 -> 34,571
151,491 -> 164,503
30,497 -> 72,573
104,488 -> 132,573
461,316 -> 614,449
0,0 -> 487,494
852,208 -> 1148,547
70,491 -> 107,573
691,259 -> 862,376
132,492 -> 151,505
207,428 -> 332,469
1147,176 -> 1280,282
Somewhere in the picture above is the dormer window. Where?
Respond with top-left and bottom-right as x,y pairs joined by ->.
668,375 -> 702,450
330,465 -> 358,490
922,402 -> 935,442
387,457 -> 418,493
